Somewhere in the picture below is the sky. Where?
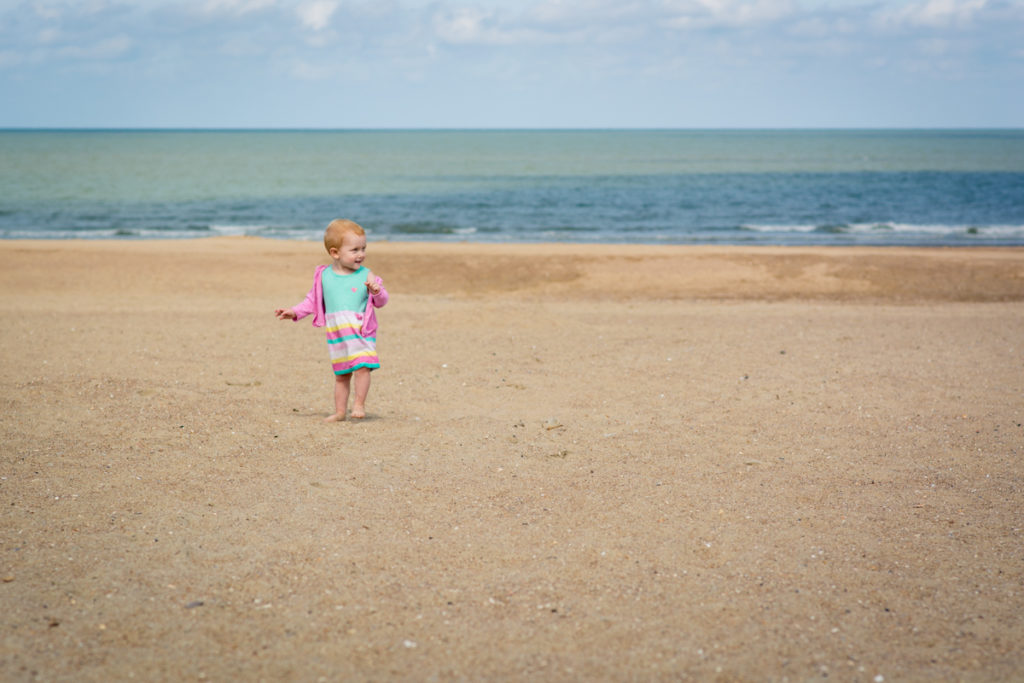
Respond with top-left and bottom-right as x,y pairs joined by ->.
1,0 -> 1022,128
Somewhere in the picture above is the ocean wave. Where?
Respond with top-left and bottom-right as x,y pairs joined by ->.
740,223 -> 1024,238
390,222 -> 480,235
209,223 -> 264,236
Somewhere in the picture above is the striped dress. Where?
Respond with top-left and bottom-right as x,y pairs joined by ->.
321,266 -> 380,375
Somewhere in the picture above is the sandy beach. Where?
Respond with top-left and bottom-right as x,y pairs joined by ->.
2,237 -> 1023,681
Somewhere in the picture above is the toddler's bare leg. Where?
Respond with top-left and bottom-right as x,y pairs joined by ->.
326,373 -> 351,422
350,368 -> 371,419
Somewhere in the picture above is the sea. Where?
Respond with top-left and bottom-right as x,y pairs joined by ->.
1,129 -> 1022,246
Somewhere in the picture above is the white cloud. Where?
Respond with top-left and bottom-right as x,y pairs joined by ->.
433,7 -> 487,43
57,35 -> 133,60
297,0 -> 337,31
661,0 -> 796,29
30,3 -> 62,21
786,15 -> 857,39
38,27 -> 61,43
525,0 -> 644,26
875,0 -> 989,28
203,0 -> 277,15
432,6 -> 567,45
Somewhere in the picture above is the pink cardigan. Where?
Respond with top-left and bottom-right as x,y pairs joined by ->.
290,264 -> 389,337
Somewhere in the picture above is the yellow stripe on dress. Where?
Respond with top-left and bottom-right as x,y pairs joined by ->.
330,349 -> 379,363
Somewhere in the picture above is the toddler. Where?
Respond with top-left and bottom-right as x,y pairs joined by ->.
276,219 -> 389,422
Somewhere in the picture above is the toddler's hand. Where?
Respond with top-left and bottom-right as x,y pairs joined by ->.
365,275 -> 381,295
275,308 -> 296,320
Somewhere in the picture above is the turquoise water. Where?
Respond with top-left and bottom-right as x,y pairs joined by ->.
1,129 -> 1022,244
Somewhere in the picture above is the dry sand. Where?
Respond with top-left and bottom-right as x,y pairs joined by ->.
1,238 -> 1023,681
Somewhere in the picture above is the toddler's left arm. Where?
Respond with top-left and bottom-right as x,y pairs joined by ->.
365,271 -> 381,295
365,271 -> 388,308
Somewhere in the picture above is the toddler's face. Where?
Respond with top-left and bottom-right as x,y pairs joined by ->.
332,232 -> 367,273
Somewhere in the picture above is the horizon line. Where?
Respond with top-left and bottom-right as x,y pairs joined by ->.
1,126 -> 1022,133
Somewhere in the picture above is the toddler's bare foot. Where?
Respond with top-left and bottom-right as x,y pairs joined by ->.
350,406 -> 366,419
324,412 -> 346,423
